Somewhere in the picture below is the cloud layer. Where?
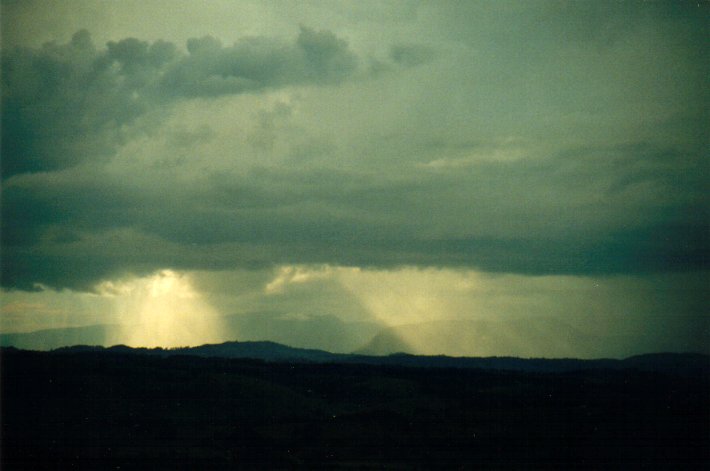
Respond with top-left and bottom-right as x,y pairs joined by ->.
2,2 -> 708,292
2,26 -> 358,177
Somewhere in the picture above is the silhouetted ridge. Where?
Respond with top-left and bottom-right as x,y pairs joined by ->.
38,341 -> 710,375
176,340 -> 337,362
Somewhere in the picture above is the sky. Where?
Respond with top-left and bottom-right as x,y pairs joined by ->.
1,0 -> 708,357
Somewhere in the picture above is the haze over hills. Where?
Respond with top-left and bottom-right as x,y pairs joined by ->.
0,312 -> 380,353
0,325 -> 122,351
354,318 -> 682,359
222,312 -> 380,354
3,312 -> 706,359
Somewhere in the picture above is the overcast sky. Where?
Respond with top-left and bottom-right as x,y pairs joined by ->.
1,1 -> 707,357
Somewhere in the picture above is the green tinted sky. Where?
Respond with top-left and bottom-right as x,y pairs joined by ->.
1,1 -> 707,357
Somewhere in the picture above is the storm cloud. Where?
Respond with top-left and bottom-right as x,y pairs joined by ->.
1,1 -> 708,293
1,26 -> 358,177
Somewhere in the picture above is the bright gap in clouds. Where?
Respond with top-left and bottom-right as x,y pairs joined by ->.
98,270 -> 226,348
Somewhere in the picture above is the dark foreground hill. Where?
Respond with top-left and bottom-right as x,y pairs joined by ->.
2,347 -> 709,470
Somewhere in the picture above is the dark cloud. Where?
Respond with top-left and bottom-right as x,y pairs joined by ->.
163,27 -> 357,97
1,30 -> 147,176
2,138 -> 707,291
1,27 -> 359,177
1,6 -> 708,293
392,223 -> 708,276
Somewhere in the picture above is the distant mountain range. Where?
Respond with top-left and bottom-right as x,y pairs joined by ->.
353,318 -> 691,359
0,312 -> 381,353
0,324 -> 123,350
10,340 -> 704,375
5,313 -> 703,359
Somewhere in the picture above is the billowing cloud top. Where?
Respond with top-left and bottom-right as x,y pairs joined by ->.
2,26 -> 358,176
1,2 -> 708,291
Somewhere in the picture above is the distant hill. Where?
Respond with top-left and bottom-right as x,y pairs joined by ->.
0,313 -> 380,353
223,312 -> 380,353
4,314 -> 704,359
44,340 -> 710,375
174,340 -> 341,363
0,325 -> 122,350
355,318 -> 656,359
